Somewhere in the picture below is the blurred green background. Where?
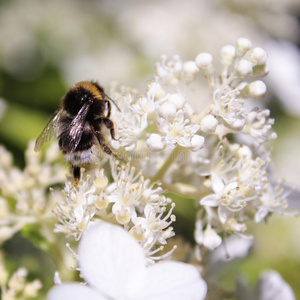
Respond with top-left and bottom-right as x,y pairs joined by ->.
0,0 -> 299,298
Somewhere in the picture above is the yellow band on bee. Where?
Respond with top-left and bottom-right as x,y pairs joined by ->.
75,81 -> 103,100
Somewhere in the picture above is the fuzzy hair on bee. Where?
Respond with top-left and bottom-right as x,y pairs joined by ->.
35,81 -> 118,183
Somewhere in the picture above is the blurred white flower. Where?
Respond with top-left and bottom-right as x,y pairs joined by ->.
255,271 -> 296,300
236,270 -> 296,300
47,222 -> 207,300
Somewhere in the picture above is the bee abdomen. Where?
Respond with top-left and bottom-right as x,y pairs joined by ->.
64,145 -> 100,167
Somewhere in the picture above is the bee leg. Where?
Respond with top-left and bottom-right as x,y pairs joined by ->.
73,166 -> 80,185
95,131 -> 113,156
105,100 -> 111,118
97,117 -> 115,140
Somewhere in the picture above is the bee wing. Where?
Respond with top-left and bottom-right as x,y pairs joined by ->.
68,102 -> 91,152
34,109 -> 63,152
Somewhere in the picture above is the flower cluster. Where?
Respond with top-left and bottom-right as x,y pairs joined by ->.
0,253 -> 42,300
54,162 -> 175,262
0,141 -> 66,244
102,38 -> 286,252
0,38 -> 295,299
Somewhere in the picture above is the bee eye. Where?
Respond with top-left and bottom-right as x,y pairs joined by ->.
80,94 -> 89,102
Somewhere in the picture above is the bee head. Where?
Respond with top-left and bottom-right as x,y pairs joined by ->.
63,85 -> 93,116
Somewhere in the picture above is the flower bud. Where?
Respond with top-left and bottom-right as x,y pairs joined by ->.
250,47 -> 267,65
236,38 -> 252,57
203,228 -> 222,250
183,61 -> 199,82
23,280 -> 42,298
146,133 -> 165,152
158,101 -> 177,119
93,176 -> 108,194
195,53 -> 214,75
168,93 -> 186,110
190,135 -> 205,151
200,114 -> 218,132
247,80 -> 267,98
220,45 -> 236,66
236,59 -> 253,76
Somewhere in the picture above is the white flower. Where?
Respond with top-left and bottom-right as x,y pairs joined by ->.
242,108 -> 277,143
199,142 -> 270,225
47,222 -> 207,300
255,271 -> 296,300
212,88 -> 246,132
132,203 -> 176,259
54,169 -> 108,240
159,110 -> 200,149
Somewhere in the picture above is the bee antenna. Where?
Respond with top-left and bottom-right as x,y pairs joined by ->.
106,95 -> 121,112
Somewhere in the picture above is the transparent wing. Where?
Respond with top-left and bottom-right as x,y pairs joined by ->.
68,102 -> 91,152
34,109 -> 63,152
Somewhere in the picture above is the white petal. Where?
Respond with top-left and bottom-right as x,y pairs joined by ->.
218,205 -> 231,224
78,222 -> 146,299
47,283 -> 104,300
211,173 -> 224,194
255,207 -> 269,223
133,262 -> 207,300
208,236 -> 253,272
200,194 -> 220,207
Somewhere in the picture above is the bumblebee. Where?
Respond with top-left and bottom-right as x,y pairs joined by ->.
35,81 -> 117,182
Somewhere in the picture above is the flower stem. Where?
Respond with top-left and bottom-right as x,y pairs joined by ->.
150,146 -> 181,183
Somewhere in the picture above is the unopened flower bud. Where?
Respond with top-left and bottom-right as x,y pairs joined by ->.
183,61 -> 199,82
236,59 -> 253,76
8,268 -> 27,293
158,101 -> 177,119
250,47 -> 267,65
190,135 -> 205,151
236,38 -> 252,57
195,53 -> 214,75
146,134 -> 165,152
168,94 -> 186,109
200,114 -> 218,132
93,176 -> 108,194
220,45 -> 236,66
23,279 -> 42,298
247,80 -> 267,98
203,228 -> 222,250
